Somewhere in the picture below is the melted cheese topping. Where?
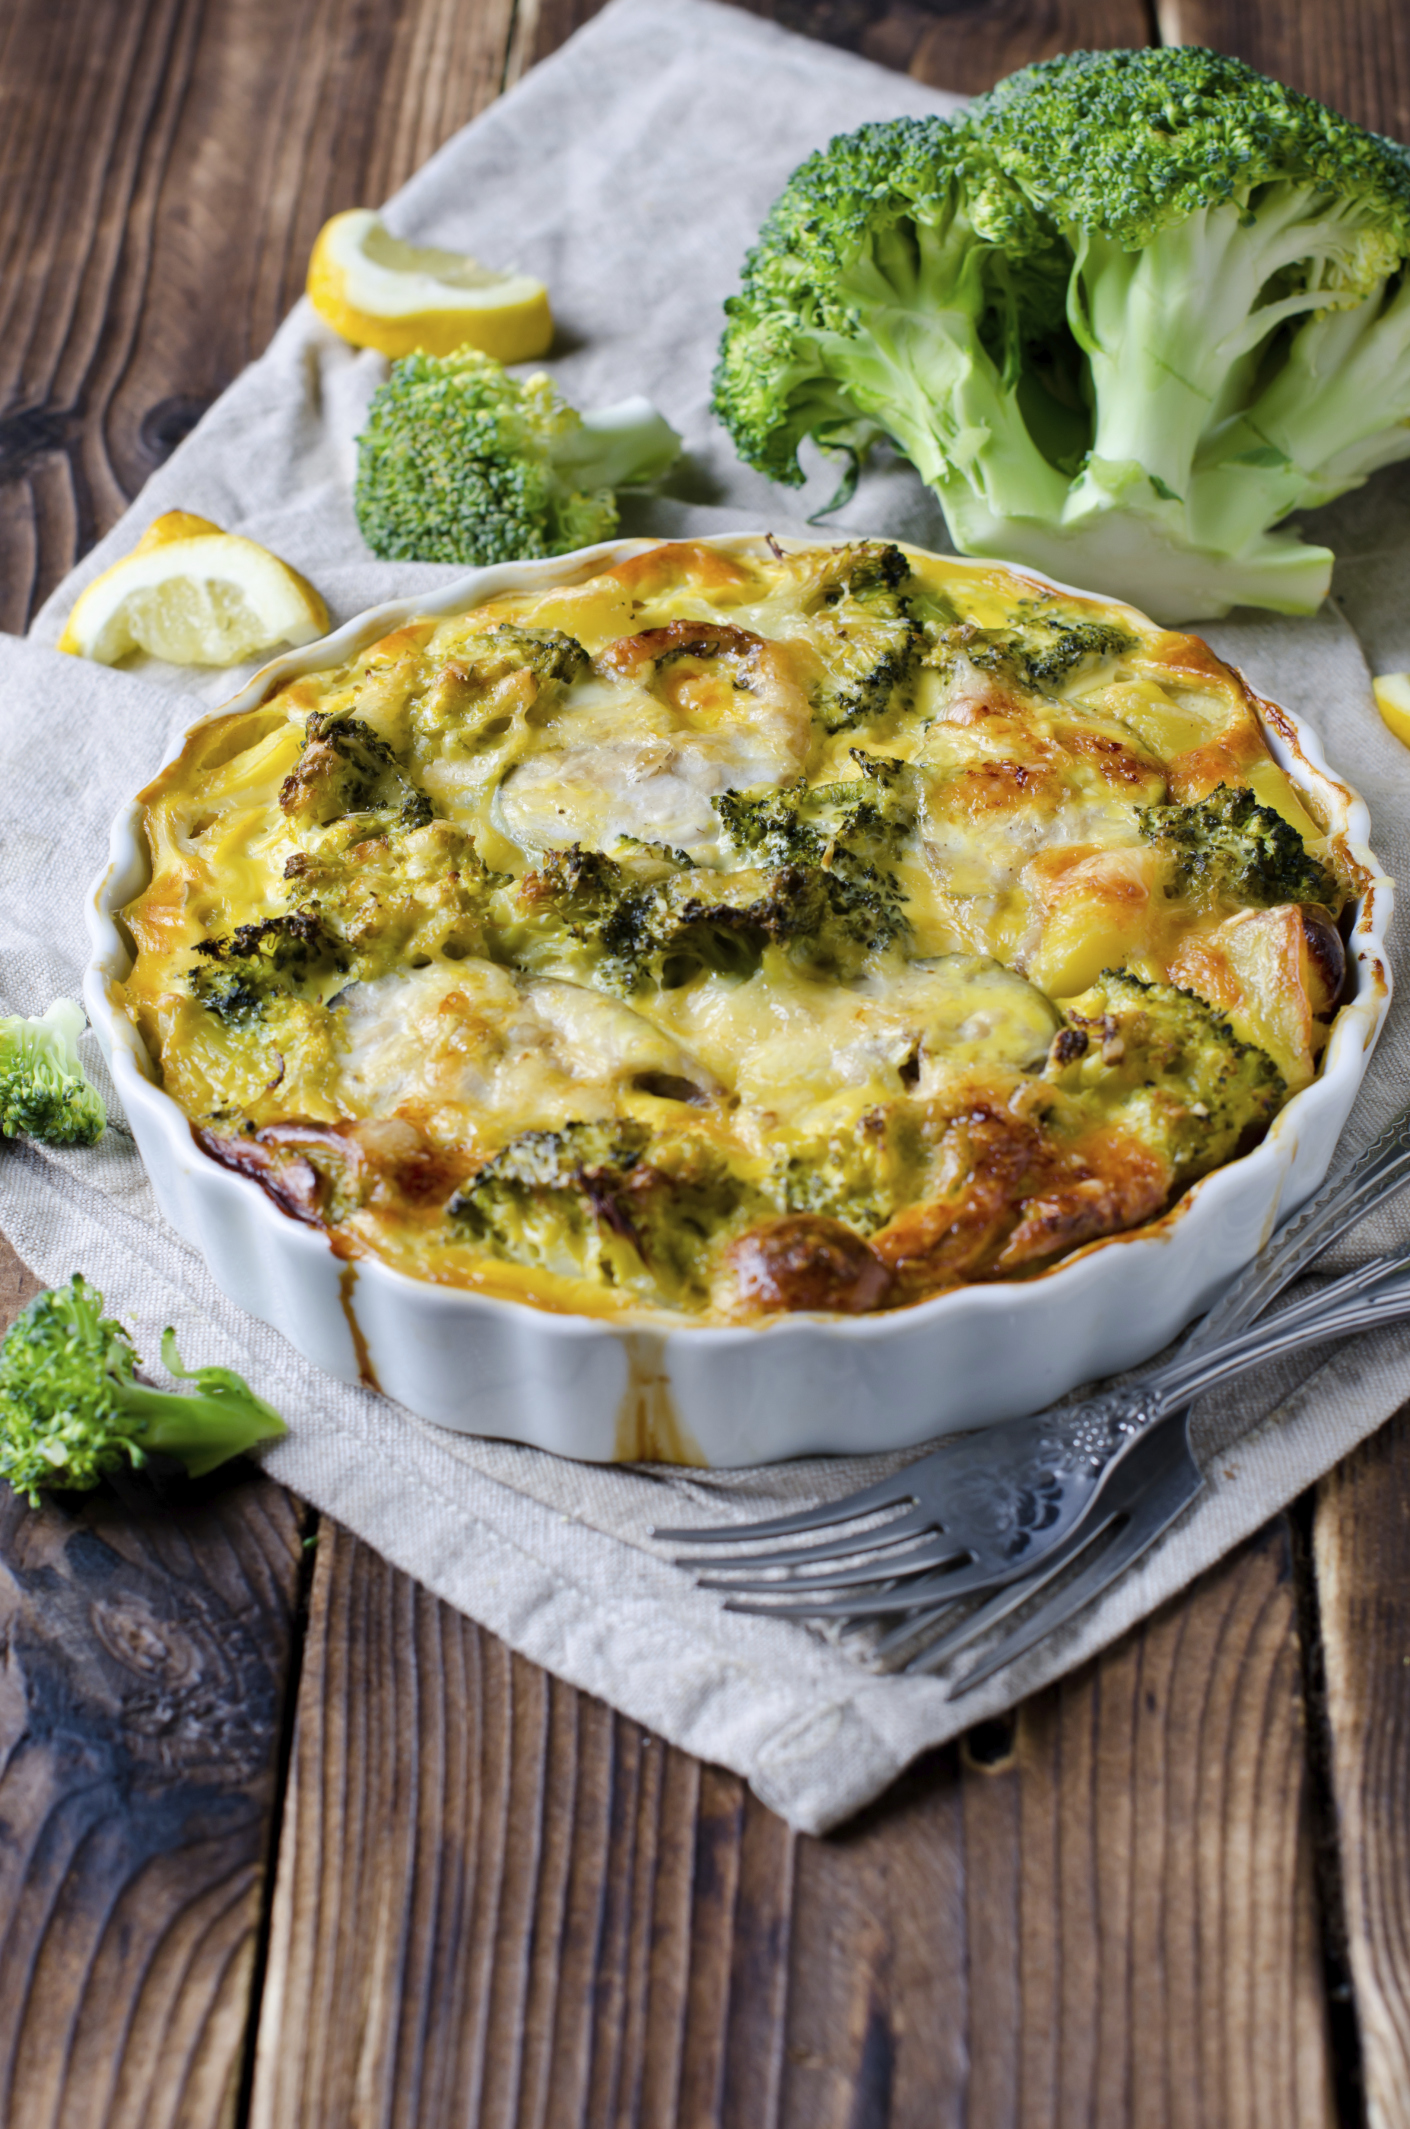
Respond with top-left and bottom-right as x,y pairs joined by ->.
121,539 -> 1344,1324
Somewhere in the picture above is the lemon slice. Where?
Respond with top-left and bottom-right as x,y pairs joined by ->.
58,513 -> 329,667
307,209 -> 553,363
1374,671 -> 1410,748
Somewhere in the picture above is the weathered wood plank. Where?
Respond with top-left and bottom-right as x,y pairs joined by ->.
1150,13 -> 1410,2120
512,0 -> 1153,97
0,0 -> 518,635
1158,0 -> 1410,142
248,1517 -> 1331,2128
0,1235 -> 306,2129
1315,1414 -> 1410,2128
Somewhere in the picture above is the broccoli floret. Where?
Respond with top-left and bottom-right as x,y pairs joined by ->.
717,53 -> 1410,621
447,1120 -> 748,1304
523,846 -> 831,988
1045,968 -> 1285,1183
1138,783 -> 1340,912
280,711 -> 432,830
941,601 -> 1135,694
0,1000 -> 105,1147
772,1106 -> 922,1235
462,624 -> 589,687
807,544 -> 925,731
0,1274 -> 285,1505
190,912 -> 347,1024
355,350 -> 682,566
713,115 -> 1072,516
520,765 -> 913,991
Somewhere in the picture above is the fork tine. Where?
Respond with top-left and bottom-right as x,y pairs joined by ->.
707,1541 -> 971,1601
721,1565 -> 971,1623
677,1504 -> 935,1574
933,1444 -> 1201,1696
883,1509 -> 1121,1665
649,1468 -> 918,1547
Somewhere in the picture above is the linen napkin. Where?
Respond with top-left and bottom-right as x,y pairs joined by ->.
6,0 -> 1410,1836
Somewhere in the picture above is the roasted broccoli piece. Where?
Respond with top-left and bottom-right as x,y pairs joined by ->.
1045,969 -> 1285,1183
522,847 -> 828,988
355,349 -> 682,566
715,763 -> 914,925
520,762 -> 913,992
279,711 -> 431,830
717,51 -> 1410,620
1138,784 -> 1340,912
447,1120 -> 747,1303
772,1106 -> 923,1235
939,602 -> 1135,695
0,1000 -> 105,1147
811,548 -> 925,732
466,624 -> 589,687
190,912 -> 347,1024
0,1274 -> 286,1504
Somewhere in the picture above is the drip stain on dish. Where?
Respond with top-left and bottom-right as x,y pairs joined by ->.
337,1260 -> 380,1390
614,1331 -> 703,1464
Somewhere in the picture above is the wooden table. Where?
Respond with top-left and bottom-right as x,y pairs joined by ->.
3,2 -> 1409,2120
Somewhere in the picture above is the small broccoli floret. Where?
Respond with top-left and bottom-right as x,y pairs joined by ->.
1045,969 -> 1285,1183
772,1107 -> 922,1235
190,912 -> 347,1024
0,1275 -> 286,1505
1138,783 -> 1340,912
718,53 -> 1410,620
0,1000 -> 105,1147
280,711 -> 432,830
810,547 -> 925,730
462,624 -> 589,687
447,1120 -> 748,1304
355,350 -> 682,566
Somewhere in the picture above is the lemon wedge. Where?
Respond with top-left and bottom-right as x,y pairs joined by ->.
58,513 -> 329,667
307,209 -> 553,363
1374,671 -> 1410,748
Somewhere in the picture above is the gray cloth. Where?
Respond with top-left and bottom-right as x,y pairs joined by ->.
5,0 -> 1410,1834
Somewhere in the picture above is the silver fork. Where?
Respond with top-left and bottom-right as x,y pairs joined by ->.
697,1246 -> 1410,1621
881,1252 -> 1410,1692
653,1104 -> 1410,1606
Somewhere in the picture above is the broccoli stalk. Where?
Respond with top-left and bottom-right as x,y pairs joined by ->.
0,1275 -> 287,1504
0,999 -> 106,1147
716,51 -> 1410,621
355,349 -> 682,565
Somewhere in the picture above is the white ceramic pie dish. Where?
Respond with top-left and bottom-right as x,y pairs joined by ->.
83,534 -> 1393,1467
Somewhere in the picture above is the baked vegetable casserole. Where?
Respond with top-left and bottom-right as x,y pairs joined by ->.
120,538 -> 1350,1323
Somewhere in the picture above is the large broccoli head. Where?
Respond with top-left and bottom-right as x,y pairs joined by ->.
716,52 -> 1410,621
355,350 -> 681,567
714,113 -> 1075,519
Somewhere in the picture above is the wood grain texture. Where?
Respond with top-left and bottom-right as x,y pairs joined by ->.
0,0 -> 516,635
249,1517 -> 1332,2128
512,0 -> 1154,97
1158,0 -> 1410,142
0,1235 -> 307,2129
1316,1413 -> 1410,2129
